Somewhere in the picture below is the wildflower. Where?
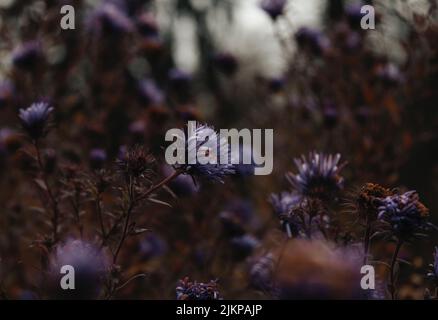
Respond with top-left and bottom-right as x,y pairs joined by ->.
345,2 -> 366,30
295,27 -> 330,56
260,0 -> 287,21
230,234 -> 260,259
270,192 -> 303,237
268,76 -> 285,93
356,183 -> 393,221
89,148 -> 107,170
212,52 -> 239,76
219,201 -> 255,236
90,3 -> 134,35
12,41 -> 43,69
249,253 -> 275,292
0,81 -> 14,108
47,239 -> 109,299
377,190 -> 430,241
275,239 -> 363,299
162,165 -> 199,197
116,145 -> 154,179
18,102 -> 54,140
137,79 -> 164,106
139,233 -> 167,260
173,124 -> 236,183
286,152 -> 346,199
136,12 -> 162,50
176,277 -> 221,300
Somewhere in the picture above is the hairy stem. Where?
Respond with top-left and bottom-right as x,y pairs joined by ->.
363,216 -> 371,265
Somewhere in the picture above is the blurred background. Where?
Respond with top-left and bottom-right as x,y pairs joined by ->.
0,0 -> 437,299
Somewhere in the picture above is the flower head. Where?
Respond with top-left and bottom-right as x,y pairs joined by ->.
47,239 -> 109,299
12,41 -> 43,69
89,148 -> 107,170
19,102 -> 54,140
174,124 -> 236,183
286,152 -> 346,199
270,192 -> 304,237
176,277 -> 221,300
117,145 -> 154,180
260,0 -> 287,20
213,52 -> 239,76
295,27 -> 330,56
377,190 -> 430,241
356,183 -> 393,221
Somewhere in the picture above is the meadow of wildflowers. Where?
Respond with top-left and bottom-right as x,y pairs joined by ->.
0,0 -> 437,301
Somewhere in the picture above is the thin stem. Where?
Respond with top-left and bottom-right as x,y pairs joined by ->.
363,216 -> 371,265
34,140 -> 60,244
112,170 -> 182,264
389,240 -> 403,300
95,192 -> 106,239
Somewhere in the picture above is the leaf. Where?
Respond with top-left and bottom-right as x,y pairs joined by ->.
131,228 -> 149,236
34,179 -> 47,191
148,198 -> 172,208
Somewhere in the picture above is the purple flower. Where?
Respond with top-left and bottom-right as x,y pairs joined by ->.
47,239 -> 109,299
213,52 -> 239,76
295,27 -> 330,56
176,277 -> 221,300
174,124 -> 236,183
345,3 -> 366,29
0,81 -> 14,108
377,191 -> 430,241
286,152 -> 346,199
260,0 -> 287,20
230,234 -> 260,259
88,3 -> 134,36
19,102 -> 54,140
12,41 -> 43,69
219,201 -> 255,236
163,165 -> 199,197
137,79 -> 164,106
139,233 -> 167,260
270,192 -> 304,237
89,148 -> 107,170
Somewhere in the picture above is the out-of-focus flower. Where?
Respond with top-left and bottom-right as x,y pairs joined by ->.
219,201 -> 255,236
249,253 -> 275,292
0,81 -> 14,108
345,2 -> 366,30
356,183 -> 393,221
295,27 -> 330,56
176,277 -> 221,300
230,234 -> 260,259
139,233 -> 167,260
270,192 -> 303,237
89,3 -> 134,35
376,63 -> 404,86
0,128 -> 21,156
116,145 -> 154,179
19,102 -> 54,140
322,103 -> 338,129
47,239 -> 109,299
163,165 -> 199,197
268,76 -> 285,93
168,68 -> 192,102
377,190 -> 430,241
137,79 -> 164,106
275,239 -> 363,299
89,148 -> 107,170
260,0 -> 287,21
213,52 -> 239,76
173,124 -> 236,183
12,41 -> 43,69
136,12 -> 162,50
286,152 -> 346,199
